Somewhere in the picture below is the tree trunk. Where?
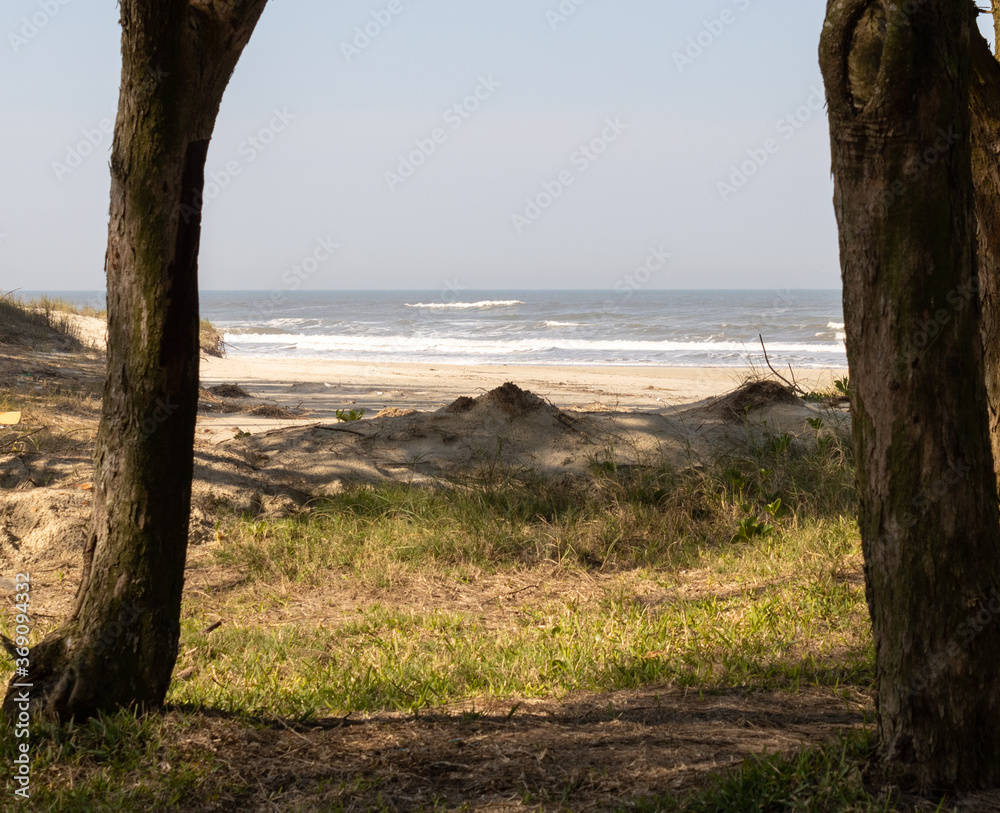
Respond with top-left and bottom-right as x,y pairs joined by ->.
993,4 -> 1000,60
972,17 -> 1000,491
4,0 -> 268,721
820,0 -> 1000,791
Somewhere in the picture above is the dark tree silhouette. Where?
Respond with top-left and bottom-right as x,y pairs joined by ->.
819,0 -> 1000,789
4,0 -> 269,720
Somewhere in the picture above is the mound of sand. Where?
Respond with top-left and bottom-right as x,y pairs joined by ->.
197,386 -> 303,419
375,407 -> 417,418
246,404 -> 299,419
703,379 -> 801,419
178,380 -> 843,508
448,382 -> 547,418
439,383 -> 570,429
205,382 -> 592,498
209,383 -> 251,399
198,388 -> 244,413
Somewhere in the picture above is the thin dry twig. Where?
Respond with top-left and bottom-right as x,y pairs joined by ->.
758,334 -> 806,395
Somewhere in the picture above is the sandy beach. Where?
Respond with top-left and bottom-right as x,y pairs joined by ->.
198,353 -> 848,434
185,351 -> 853,523
66,310 -> 848,417
62,310 -> 851,445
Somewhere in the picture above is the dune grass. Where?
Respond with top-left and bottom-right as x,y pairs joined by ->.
28,295 -> 106,320
1,288 -> 224,356
199,318 -> 225,357
0,292 -> 82,347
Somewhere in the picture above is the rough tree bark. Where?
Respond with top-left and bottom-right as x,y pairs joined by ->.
820,0 -> 1000,791
993,3 -> 1000,60
3,0 -> 268,721
972,12 -> 1000,488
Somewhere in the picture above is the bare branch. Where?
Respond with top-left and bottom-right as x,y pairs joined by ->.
758,334 -> 805,395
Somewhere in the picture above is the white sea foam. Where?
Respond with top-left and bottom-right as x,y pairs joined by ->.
404,300 -> 525,309
225,332 -> 844,356
229,317 -> 321,335
204,290 -> 848,367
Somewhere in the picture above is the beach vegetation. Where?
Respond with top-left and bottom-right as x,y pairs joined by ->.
29,295 -> 106,320
184,420 -> 867,713
0,290 -> 82,347
199,318 -> 226,358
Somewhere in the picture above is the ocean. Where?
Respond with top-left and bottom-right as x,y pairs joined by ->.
29,290 -> 846,369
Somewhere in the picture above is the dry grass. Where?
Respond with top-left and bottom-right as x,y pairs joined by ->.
0,293 -> 83,349
200,318 -> 226,358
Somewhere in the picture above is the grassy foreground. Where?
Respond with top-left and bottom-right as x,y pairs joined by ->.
179,450 -> 866,718
0,408 -> 923,810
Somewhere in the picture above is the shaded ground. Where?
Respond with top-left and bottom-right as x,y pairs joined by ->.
158,686 -> 870,812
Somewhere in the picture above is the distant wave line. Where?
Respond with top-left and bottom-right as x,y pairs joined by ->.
403,300 -> 525,309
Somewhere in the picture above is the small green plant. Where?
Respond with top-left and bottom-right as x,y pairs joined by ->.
732,515 -> 774,543
764,498 -> 787,519
807,417 -> 824,431
767,432 -> 793,456
723,467 -> 747,499
834,377 -> 850,398
336,408 -> 366,422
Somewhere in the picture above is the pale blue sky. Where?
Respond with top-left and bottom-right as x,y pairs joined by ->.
2,2 -> 995,292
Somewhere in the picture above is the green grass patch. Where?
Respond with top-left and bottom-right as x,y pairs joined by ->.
0,710 -> 213,812
169,568 -> 871,718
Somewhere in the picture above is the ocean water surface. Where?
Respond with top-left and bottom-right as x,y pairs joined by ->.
31,290 -> 847,368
